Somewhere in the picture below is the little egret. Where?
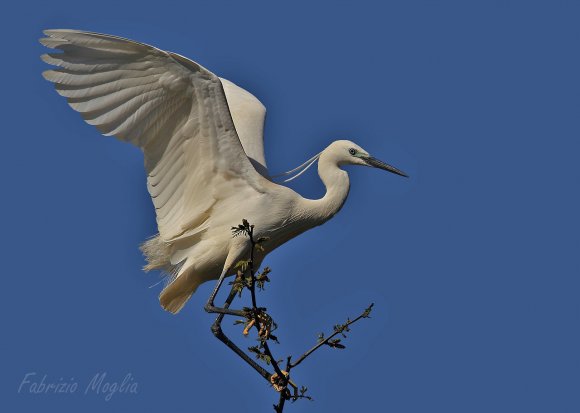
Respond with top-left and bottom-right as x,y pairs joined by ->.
40,30 -> 407,315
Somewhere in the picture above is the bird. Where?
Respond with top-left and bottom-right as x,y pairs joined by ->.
40,29 -> 408,315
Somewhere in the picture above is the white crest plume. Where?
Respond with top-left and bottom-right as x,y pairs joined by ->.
271,151 -> 322,183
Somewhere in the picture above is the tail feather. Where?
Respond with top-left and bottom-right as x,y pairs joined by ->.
159,288 -> 194,314
159,271 -> 203,314
140,234 -> 197,314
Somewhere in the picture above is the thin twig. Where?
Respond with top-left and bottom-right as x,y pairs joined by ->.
290,304 -> 374,369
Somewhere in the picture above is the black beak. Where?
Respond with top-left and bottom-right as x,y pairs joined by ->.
364,157 -> 409,178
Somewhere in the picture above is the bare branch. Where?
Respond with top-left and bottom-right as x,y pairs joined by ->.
289,303 -> 374,369
245,225 -> 285,380
220,220 -> 374,412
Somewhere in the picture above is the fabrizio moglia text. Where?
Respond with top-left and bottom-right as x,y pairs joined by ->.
18,372 -> 138,401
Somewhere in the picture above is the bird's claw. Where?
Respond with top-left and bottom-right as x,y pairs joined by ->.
270,370 -> 296,393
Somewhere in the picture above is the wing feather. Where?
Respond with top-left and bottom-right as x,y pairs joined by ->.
41,29 -> 266,242
220,77 -> 268,176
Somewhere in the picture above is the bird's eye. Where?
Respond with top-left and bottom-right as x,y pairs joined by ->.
349,148 -> 357,156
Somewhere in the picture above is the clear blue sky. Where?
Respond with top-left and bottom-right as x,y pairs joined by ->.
1,1 -> 578,412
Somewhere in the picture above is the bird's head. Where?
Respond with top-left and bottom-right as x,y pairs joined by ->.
326,140 -> 408,177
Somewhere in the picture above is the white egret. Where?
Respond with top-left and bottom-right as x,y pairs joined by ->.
40,29 -> 407,317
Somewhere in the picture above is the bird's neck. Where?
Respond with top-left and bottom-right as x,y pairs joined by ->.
304,154 -> 350,224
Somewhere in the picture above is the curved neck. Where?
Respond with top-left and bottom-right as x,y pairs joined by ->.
303,153 -> 350,224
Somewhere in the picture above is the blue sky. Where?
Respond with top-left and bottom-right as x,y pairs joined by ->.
1,1 -> 579,412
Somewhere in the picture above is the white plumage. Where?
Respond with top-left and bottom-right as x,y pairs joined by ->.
41,30 -> 407,314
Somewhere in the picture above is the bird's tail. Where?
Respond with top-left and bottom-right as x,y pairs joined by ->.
159,274 -> 203,314
140,234 -> 198,314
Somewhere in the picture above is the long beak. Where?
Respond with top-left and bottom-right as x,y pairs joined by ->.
364,156 -> 409,178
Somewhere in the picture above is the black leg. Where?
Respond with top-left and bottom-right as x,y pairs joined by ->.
204,269 -> 246,317
203,245 -> 271,382
210,285 -> 271,382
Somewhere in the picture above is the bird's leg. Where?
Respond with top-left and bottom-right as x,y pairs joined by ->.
210,284 -> 272,382
205,243 -> 272,382
204,269 -> 246,317
204,244 -> 249,317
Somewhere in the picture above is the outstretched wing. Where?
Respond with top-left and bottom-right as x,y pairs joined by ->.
41,29 -> 266,241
